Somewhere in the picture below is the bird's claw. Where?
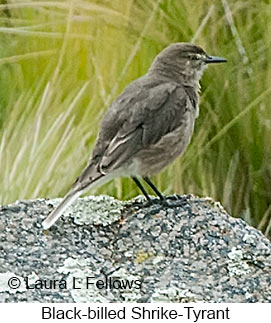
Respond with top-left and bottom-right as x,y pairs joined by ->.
130,194 -> 187,209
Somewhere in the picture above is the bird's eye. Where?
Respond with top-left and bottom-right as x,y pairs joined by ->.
190,54 -> 201,60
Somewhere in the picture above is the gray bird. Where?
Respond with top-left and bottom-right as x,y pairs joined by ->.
42,42 -> 226,230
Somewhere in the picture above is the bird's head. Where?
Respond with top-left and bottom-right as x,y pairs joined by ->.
148,42 -> 227,87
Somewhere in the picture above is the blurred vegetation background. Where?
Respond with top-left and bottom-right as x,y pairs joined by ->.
0,0 -> 271,237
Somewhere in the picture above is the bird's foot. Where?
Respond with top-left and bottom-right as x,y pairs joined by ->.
128,198 -> 157,208
161,194 -> 187,208
131,194 -> 187,208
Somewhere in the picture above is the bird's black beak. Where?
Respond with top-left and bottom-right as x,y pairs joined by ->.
204,56 -> 227,64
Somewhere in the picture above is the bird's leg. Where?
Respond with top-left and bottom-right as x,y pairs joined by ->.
142,177 -> 167,204
131,176 -> 152,203
143,177 -> 187,208
131,176 -> 186,208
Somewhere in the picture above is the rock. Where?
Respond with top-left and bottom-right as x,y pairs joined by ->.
0,194 -> 270,302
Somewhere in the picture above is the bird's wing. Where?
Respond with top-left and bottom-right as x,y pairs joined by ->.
92,80 -> 197,174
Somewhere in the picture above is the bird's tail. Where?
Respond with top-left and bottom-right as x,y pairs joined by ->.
42,190 -> 81,230
42,161 -> 109,230
41,163 -> 120,230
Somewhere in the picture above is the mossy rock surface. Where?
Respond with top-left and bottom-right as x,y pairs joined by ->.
0,195 -> 270,302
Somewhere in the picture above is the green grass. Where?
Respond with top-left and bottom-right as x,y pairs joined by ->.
1,0 -> 271,237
